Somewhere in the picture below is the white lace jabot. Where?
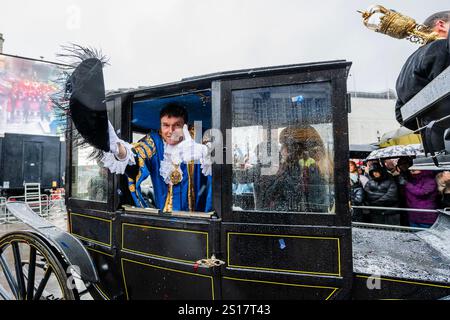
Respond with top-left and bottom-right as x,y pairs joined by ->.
159,142 -> 183,185
160,140 -> 213,184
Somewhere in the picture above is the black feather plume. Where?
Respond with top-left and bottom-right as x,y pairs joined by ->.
50,44 -> 111,162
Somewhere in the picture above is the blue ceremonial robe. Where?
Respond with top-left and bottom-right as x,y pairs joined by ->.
125,132 -> 212,212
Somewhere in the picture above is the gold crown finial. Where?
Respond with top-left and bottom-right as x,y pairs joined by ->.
359,4 -> 439,45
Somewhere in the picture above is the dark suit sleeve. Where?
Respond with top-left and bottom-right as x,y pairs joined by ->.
395,39 -> 450,129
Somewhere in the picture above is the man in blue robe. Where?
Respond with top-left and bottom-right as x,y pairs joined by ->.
101,103 -> 212,213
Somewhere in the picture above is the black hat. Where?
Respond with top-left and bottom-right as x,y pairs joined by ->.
51,45 -> 111,161
369,162 -> 386,179
68,57 -> 109,152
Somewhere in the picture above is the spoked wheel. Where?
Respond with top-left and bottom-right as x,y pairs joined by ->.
0,232 -> 77,300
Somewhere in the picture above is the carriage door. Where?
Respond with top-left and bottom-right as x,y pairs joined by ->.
212,62 -> 353,300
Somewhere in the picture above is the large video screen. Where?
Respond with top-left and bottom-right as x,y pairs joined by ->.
0,54 -> 65,136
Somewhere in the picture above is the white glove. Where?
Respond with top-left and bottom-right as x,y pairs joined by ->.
101,121 -> 135,175
108,121 -> 121,156
178,124 -> 208,163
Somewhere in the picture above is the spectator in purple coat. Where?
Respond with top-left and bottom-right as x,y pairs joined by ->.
404,170 -> 438,228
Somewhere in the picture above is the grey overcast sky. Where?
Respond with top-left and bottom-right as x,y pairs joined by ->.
0,0 -> 448,92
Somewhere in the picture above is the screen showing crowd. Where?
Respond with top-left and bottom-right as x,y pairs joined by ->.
0,54 -> 65,136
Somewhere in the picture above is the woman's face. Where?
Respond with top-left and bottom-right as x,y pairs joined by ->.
349,162 -> 356,172
383,159 -> 396,171
280,146 -> 289,162
373,171 -> 382,179
309,144 -> 323,160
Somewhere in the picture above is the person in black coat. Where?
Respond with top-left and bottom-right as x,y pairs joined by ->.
395,11 -> 450,130
363,162 -> 400,225
350,173 -> 364,222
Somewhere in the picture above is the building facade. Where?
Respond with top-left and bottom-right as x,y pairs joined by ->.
348,90 -> 399,145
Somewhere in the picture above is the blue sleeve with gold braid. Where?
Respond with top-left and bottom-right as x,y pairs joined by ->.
126,135 -> 156,208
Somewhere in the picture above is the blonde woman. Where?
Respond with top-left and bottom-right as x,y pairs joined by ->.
436,171 -> 450,208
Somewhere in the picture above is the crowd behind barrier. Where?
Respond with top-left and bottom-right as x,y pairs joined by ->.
349,158 -> 450,228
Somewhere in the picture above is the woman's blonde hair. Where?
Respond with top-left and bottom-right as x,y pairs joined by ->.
436,172 -> 450,194
279,125 -> 334,179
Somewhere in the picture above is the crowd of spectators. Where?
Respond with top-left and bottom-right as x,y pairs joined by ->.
349,158 -> 450,228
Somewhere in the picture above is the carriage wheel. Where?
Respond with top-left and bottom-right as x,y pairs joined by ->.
0,232 -> 77,300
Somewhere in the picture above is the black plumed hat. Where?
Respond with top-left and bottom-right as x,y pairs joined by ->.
51,45 -> 111,161
68,57 -> 109,152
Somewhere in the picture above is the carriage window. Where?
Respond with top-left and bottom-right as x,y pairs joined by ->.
232,83 -> 335,214
71,145 -> 108,202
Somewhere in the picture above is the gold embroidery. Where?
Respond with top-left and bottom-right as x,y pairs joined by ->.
132,135 -> 156,160
137,147 -> 147,159
163,185 -> 173,213
128,178 -> 136,193
188,161 -> 195,211
127,135 -> 157,208
138,142 -> 153,158
145,136 -> 156,150
170,164 -> 183,185
135,157 -> 145,185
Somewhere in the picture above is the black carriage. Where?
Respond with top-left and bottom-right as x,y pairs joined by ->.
2,60 -> 450,300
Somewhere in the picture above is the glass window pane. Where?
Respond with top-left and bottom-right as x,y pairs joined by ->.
232,83 -> 335,214
70,100 -> 114,203
71,145 -> 108,202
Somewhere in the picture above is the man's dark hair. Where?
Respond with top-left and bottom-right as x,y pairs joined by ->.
423,11 -> 450,28
160,102 -> 188,123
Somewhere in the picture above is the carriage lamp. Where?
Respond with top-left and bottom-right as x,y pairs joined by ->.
358,4 -> 439,45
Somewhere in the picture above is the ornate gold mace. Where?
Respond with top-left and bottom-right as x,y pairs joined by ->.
358,5 -> 439,45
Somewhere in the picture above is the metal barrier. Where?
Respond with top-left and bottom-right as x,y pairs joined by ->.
6,194 -> 50,219
0,197 -> 7,224
0,199 -> 19,224
351,205 -> 442,229
1,191 -> 66,225
352,205 -> 439,213
48,189 -> 66,215
352,221 -> 429,232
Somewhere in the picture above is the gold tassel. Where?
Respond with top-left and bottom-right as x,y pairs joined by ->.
163,185 -> 173,213
188,161 -> 195,211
